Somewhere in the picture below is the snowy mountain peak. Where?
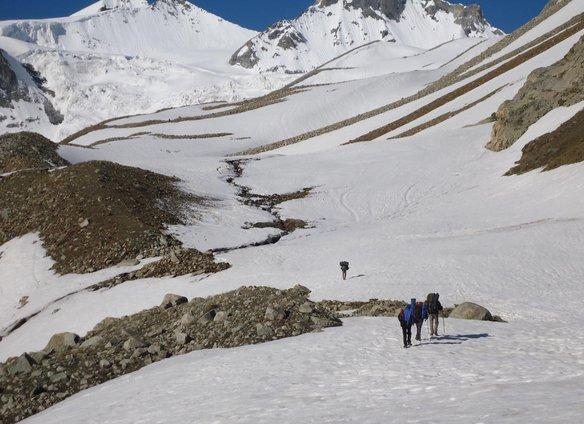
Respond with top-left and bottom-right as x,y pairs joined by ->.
0,0 -> 256,61
230,0 -> 502,73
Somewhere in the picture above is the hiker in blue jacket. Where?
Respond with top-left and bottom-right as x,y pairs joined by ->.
398,298 -> 416,348
413,300 -> 429,341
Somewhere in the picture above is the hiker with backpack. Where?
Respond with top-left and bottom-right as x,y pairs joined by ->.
398,298 -> 416,348
413,300 -> 429,341
427,293 -> 444,336
339,261 -> 349,280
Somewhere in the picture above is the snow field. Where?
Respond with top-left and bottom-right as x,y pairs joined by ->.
20,318 -> 584,424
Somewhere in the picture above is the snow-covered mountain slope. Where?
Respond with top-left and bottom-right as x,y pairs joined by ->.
0,0 -> 255,62
0,0 -> 290,140
2,1 -> 584,422
230,0 -> 503,73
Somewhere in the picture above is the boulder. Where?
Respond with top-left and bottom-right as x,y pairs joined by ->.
49,372 -> 68,383
298,302 -> 313,314
80,336 -> 104,349
199,308 -> 216,324
123,337 -> 149,352
0,363 -> 6,376
265,306 -> 285,321
174,331 -> 191,345
449,302 -> 493,321
44,332 -> 80,352
180,312 -> 195,326
27,351 -> 47,364
7,353 -> 35,375
256,323 -> 274,338
160,293 -> 188,309
213,311 -> 227,323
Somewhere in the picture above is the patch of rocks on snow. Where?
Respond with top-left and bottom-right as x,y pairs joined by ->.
0,285 -> 341,424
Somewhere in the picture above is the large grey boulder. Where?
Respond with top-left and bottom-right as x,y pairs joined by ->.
160,293 -> 188,309
449,302 -> 493,321
44,332 -> 80,352
79,336 -> 104,349
7,353 -> 35,375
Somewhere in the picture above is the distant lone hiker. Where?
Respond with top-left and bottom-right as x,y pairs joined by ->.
398,298 -> 416,348
427,293 -> 443,337
340,261 -> 349,280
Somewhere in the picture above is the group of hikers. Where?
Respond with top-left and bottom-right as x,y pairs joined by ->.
398,294 -> 444,348
339,262 -> 445,348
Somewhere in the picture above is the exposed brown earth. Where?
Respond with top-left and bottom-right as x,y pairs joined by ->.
0,132 -> 69,173
488,35 -> 584,151
347,18 -> 584,143
248,218 -> 309,233
0,160 -> 202,274
0,285 -> 341,424
91,132 -> 233,147
506,107 -> 584,175
391,85 -> 507,139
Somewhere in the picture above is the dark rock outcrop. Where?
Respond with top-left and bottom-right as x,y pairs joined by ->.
488,35 -> 584,151
0,50 -> 22,108
506,107 -> 584,174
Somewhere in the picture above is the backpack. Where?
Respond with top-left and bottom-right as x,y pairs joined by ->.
403,304 -> 414,325
413,301 -> 424,323
427,293 -> 440,314
422,302 -> 429,321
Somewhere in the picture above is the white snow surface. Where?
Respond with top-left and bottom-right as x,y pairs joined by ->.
20,318 -> 584,424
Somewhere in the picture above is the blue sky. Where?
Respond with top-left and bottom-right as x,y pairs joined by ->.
0,0 -> 551,33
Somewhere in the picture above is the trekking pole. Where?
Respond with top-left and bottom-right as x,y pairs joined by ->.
442,312 -> 446,335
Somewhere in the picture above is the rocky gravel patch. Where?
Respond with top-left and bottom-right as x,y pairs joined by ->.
0,160 -> 203,274
506,107 -> 584,174
0,132 -> 69,174
0,285 -> 341,424
91,247 -> 230,290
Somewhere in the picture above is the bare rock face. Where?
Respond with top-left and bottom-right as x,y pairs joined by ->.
0,50 -> 22,108
487,35 -> 584,152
